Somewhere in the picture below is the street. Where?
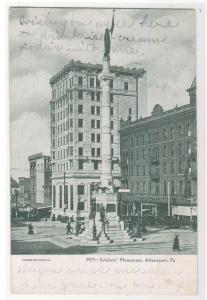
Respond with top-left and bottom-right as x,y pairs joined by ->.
11,219 -> 197,255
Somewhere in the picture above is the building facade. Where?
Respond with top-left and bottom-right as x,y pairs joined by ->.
49,60 -> 146,219
28,153 -> 52,206
18,177 -> 30,207
120,77 -> 197,223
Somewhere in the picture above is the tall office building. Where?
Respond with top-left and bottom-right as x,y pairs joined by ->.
119,77 -> 197,223
49,60 -> 146,219
28,153 -> 52,206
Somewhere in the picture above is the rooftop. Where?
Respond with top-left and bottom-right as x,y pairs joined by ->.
50,60 -> 145,85
28,153 -> 50,161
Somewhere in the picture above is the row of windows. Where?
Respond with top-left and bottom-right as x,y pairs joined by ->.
127,123 -> 195,148
52,75 -> 129,100
130,180 -> 193,195
126,161 -> 194,176
122,142 -> 194,162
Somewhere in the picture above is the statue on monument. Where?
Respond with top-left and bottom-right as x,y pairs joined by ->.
104,9 -> 115,58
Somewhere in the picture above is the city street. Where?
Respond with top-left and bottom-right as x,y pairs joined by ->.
11,219 -> 197,255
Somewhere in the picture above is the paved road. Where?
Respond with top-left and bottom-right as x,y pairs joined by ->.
11,219 -> 197,255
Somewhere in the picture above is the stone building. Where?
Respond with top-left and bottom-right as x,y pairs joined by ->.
28,153 -> 52,206
120,77 -> 197,224
49,60 -> 146,219
18,177 -> 30,207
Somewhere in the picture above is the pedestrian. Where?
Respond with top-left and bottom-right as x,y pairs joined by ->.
28,223 -> 34,235
66,222 -> 72,235
173,234 -> 180,251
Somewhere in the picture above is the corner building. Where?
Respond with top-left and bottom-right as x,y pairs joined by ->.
49,60 -> 146,220
120,77 -> 197,223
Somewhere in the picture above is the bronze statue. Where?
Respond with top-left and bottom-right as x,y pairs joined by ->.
104,9 -> 115,58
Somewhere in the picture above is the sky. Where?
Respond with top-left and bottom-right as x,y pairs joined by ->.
9,7 -> 196,180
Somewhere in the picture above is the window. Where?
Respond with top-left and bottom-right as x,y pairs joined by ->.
70,90 -> 73,100
131,151 -> 134,162
96,79 -> 100,88
70,104 -> 73,113
70,119 -> 73,127
110,94 -> 113,103
178,161 -> 182,173
70,132 -> 73,141
97,148 -> 101,157
78,90 -> 83,100
142,165 -> 145,176
90,77 -> 95,87
64,185 -> 68,208
136,150 -> 139,160
94,161 -> 98,170
170,144 -> 174,156
91,119 -> 95,128
52,114 -> 55,122
78,160 -> 83,170
96,106 -> 100,115
163,145 -> 167,157
52,127 -> 55,135
91,106 -> 95,115
163,182 -> 167,195
78,77 -> 83,85
171,181 -> 175,195
91,148 -> 95,157
111,149 -> 114,156
78,119 -> 83,128
141,134 -> 145,145
163,162 -> 167,174
96,92 -> 100,101
97,120 -> 100,129
53,186 -> 56,208
111,121 -> 114,129
163,129 -> 167,140
187,142 -> 191,154
187,123 -> 191,136
142,182 -> 145,194
78,147 -> 83,156
110,107 -> 113,116
137,182 -> 139,193
91,133 -> 95,142
70,147 -> 73,156
110,80 -> 113,88
179,181 -> 183,194
155,184 -> 159,195
142,149 -> 145,160
136,165 -> 139,176
170,127 -> 174,139
91,91 -> 95,101
97,134 -> 100,143
78,105 -> 83,114
52,139 -> 55,148
148,132 -> 151,143
178,143 -> 182,155
178,125 -> 182,137
170,162 -> 174,174
78,132 -> 83,141
111,135 -> 114,143
124,82 -> 128,90
59,185 -> 62,208
130,137 -> 134,147
78,185 -> 84,195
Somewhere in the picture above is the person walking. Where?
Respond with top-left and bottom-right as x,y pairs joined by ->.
66,221 -> 72,235
173,234 -> 180,251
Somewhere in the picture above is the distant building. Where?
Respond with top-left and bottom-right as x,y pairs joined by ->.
49,60 -> 146,219
18,177 -> 30,207
28,153 -> 52,206
120,77 -> 197,224
10,177 -> 19,216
